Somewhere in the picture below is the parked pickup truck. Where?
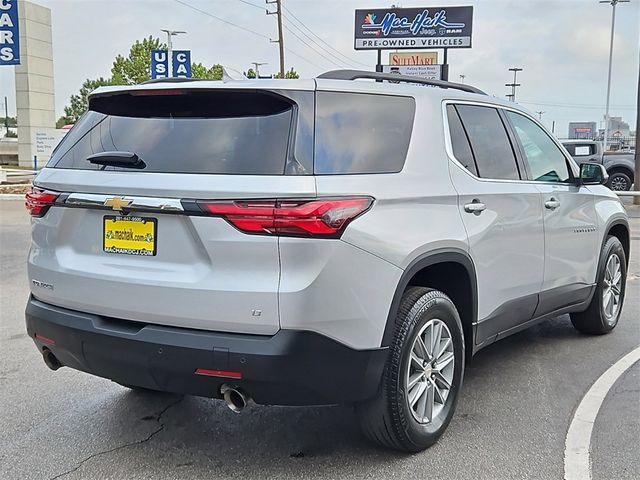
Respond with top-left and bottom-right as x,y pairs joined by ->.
562,140 -> 635,191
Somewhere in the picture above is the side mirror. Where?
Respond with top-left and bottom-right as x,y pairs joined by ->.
579,163 -> 608,185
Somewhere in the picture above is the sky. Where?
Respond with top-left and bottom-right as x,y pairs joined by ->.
1,0 -> 639,137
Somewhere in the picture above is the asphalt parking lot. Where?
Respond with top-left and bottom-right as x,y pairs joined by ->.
1,199 -> 638,480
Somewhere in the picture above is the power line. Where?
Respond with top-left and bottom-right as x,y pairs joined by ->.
282,18 -> 346,69
282,4 -> 371,68
520,101 -> 635,110
172,0 -> 325,71
173,0 -> 269,40
236,0 -> 263,10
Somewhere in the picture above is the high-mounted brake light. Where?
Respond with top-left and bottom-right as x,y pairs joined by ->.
130,89 -> 185,97
197,197 -> 373,238
25,188 -> 59,217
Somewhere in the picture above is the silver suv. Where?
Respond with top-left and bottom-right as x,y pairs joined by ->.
25,71 -> 630,452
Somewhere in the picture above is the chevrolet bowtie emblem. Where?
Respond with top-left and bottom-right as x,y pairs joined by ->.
104,197 -> 132,211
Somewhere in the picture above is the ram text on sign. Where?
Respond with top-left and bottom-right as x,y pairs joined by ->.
389,51 -> 438,66
0,0 -> 20,65
354,6 -> 473,50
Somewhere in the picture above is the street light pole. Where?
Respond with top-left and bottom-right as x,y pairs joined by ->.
600,0 -> 629,152
535,111 -> 546,121
459,74 -> 466,84
160,29 -> 187,77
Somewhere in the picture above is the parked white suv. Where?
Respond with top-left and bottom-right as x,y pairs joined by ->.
25,71 -> 629,452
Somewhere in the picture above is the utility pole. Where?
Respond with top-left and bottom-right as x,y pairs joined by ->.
505,67 -> 523,102
459,74 -> 466,84
160,29 -> 186,77
634,47 -> 639,203
251,62 -> 268,78
600,0 -> 629,153
4,96 -> 8,132
266,0 -> 285,78
535,111 -> 546,121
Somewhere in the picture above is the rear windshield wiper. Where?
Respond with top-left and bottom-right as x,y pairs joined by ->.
87,151 -> 146,169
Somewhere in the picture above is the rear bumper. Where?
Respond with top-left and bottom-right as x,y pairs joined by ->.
25,296 -> 387,406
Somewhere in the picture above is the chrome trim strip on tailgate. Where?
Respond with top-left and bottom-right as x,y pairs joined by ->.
63,193 -> 184,213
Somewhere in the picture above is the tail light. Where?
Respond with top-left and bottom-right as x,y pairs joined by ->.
25,188 -> 59,217
197,197 -> 373,238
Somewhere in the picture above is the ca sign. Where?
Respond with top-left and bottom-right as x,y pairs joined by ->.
0,0 -> 20,65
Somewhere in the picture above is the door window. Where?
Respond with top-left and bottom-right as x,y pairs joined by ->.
455,105 -> 521,180
507,111 -> 571,182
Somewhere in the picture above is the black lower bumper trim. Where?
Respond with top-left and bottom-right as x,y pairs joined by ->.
25,296 -> 387,406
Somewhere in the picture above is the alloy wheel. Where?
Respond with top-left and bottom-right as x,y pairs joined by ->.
602,253 -> 622,322
406,318 -> 455,424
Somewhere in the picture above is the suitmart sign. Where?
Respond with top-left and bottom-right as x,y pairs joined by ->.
354,6 -> 473,50
0,0 -> 20,65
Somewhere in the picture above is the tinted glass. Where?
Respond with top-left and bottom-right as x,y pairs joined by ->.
455,105 -> 520,180
50,91 -> 298,175
507,111 -> 570,182
314,92 -> 415,174
446,105 -> 478,176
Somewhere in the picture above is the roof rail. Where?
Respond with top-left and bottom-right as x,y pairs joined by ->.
317,69 -> 485,95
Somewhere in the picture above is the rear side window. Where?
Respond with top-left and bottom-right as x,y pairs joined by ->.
455,105 -> 521,180
314,92 -> 415,174
573,144 -> 596,156
49,90 -> 310,175
446,105 -> 478,176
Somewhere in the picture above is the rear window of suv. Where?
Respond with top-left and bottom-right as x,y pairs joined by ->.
49,90 -> 304,175
314,92 -> 415,174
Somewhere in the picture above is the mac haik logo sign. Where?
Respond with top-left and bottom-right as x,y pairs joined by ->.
354,6 -> 473,50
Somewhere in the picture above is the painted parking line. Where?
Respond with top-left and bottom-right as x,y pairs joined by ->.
564,346 -> 640,480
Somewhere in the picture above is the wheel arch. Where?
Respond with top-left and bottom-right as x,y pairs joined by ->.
606,166 -> 634,184
606,219 -> 630,267
381,249 -> 477,362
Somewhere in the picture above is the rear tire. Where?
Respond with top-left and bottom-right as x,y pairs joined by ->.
571,236 -> 626,335
356,287 -> 465,452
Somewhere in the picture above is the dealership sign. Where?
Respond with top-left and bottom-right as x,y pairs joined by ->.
0,0 -> 20,65
354,6 -> 473,50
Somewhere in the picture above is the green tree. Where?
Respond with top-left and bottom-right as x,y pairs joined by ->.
284,68 -> 300,79
191,63 -> 224,80
274,67 -> 299,79
111,36 -> 166,85
62,77 -> 114,124
245,68 -> 256,79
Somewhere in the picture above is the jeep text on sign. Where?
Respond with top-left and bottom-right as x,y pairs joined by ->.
0,0 -> 20,65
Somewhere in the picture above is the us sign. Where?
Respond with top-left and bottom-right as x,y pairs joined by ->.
354,6 -> 473,50
151,49 -> 169,79
0,0 -> 20,65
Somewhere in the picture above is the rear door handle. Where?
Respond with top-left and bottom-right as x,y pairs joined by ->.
545,198 -> 560,210
464,200 -> 486,214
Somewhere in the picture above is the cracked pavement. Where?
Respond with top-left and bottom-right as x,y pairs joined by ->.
1,199 -> 639,479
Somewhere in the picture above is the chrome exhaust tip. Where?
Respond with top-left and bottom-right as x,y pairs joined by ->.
221,385 -> 250,413
42,348 -> 62,371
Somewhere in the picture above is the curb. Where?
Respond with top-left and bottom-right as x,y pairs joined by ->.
0,194 -> 25,200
